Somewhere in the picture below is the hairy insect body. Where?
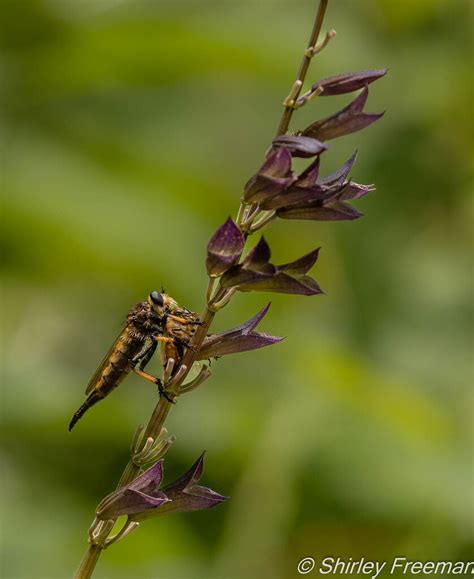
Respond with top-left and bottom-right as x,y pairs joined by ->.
69,292 -> 200,431
163,308 -> 199,367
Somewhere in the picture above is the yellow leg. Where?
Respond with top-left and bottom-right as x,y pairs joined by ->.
167,314 -> 188,324
167,314 -> 203,326
132,367 -> 176,403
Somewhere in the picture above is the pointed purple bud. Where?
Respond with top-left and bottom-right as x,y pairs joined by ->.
260,157 -> 326,210
243,236 -> 271,266
272,135 -> 328,158
197,304 -> 284,359
198,331 -> 283,360
140,454 -> 227,519
260,184 -> 327,211
97,456 -> 227,522
277,201 -> 363,221
336,182 -> 375,201
296,157 -> 321,188
302,87 -> 385,141
311,69 -> 387,96
221,240 -> 323,296
277,248 -> 320,275
96,460 -> 169,520
318,151 -> 358,187
243,148 -> 295,203
206,217 -> 245,277
232,272 -> 323,296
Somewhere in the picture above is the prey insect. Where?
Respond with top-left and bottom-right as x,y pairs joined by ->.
68,291 -> 202,431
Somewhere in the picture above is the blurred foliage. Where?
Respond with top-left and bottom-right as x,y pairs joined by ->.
1,0 -> 472,578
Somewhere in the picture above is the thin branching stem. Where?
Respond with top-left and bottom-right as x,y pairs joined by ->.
275,0 -> 328,137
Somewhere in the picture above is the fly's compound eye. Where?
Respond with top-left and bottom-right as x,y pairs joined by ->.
150,291 -> 164,307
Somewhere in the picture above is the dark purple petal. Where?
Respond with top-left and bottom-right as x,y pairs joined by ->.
336,182 -> 375,200
243,148 -> 295,203
153,485 -> 227,517
221,266 -> 273,289
277,248 -> 320,275
260,184 -> 327,211
302,87 -> 385,141
311,69 -> 387,96
296,158 -> 320,188
243,173 -> 295,204
206,218 -> 245,277
215,303 -> 272,336
272,135 -> 327,158
127,459 -> 164,495
235,272 -> 323,296
165,453 -> 204,492
258,146 -> 292,177
197,331 -> 283,360
277,201 -> 363,221
318,151 -> 358,187
196,303 -> 283,359
97,488 -> 169,519
137,453 -> 227,518
242,236 -> 272,268
96,460 -> 168,520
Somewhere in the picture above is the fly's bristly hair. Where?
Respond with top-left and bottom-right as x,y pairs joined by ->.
127,300 -> 163,341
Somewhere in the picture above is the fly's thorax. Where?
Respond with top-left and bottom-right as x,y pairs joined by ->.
127,301 -> 163,339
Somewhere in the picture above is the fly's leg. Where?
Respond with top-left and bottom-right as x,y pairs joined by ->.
167,314 -> 204,326
131,341 -> 158,371
171,336 -> 196,352
132,367 -> 176,404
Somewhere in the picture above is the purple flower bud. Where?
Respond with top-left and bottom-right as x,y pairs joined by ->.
197,303 -> 284,359
96,460 -> 169,520
311,69 -> 387,96
271,135 -> 327,158
318,151 -> 358,187
260,184 -> 327,211
302,87 -> 385,141
260,150 -> 373,219
336,182 -> 375,201
95,455 -> 226,522
206,217 -> 245,277
277,201 -> 363,221
221,239 -> 323,296
243,147 -> 295,203
278,248 -> 320,275
144,454 -> 227,519
296,157 -> 320,188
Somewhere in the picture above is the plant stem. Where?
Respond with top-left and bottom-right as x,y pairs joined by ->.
74,545 -> 102,579
275,0 -> 328,137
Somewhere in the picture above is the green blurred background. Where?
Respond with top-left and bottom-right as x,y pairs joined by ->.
1,0 -> 472,577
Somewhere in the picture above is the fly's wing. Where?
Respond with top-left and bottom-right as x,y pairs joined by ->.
85,326 -> 129,395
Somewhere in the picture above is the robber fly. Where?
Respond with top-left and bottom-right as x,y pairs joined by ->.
68,290 -> 201,431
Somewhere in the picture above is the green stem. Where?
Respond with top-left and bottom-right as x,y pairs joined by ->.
275,0 -> 328,137
73,545 -> 102,579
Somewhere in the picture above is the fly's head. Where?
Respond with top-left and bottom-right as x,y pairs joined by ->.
148,290 -> 179,316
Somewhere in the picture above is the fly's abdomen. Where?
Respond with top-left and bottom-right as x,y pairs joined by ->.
69,327 -> 145,430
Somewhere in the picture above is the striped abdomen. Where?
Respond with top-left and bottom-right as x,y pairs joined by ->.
68,326 -> 145,430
